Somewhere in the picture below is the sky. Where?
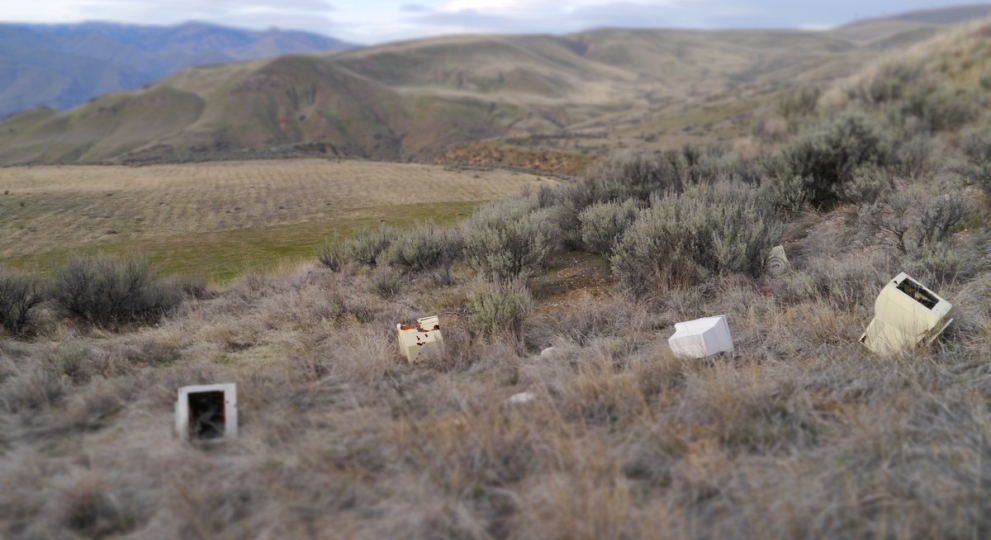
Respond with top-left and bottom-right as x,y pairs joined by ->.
0,0 -> 979,44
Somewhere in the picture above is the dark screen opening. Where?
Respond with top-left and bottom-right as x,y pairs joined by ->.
896,278 -> 939,310
188,391 -> 226,440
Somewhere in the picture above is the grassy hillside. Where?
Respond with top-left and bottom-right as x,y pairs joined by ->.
0,19 -> 953,167
2,14 -> 991,539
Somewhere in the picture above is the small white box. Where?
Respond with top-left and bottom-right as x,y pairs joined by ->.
397,315 -> 443,363
175,383 -> 238,441
668,315 -> 734,359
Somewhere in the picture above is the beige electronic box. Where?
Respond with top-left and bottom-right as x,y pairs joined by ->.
860,272 -> 953,355
397,315 -> 443,363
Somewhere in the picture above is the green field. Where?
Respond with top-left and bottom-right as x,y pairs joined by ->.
0,160 -> 551,281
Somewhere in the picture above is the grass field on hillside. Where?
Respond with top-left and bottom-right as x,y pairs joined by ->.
0,160 -> 552,281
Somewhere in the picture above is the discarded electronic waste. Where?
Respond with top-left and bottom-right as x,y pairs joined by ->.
860,272 -> 953,355
765,245 -> 789,277
668,315 -> 735,359
176,383 -> 238,441
397,315 -> 444,363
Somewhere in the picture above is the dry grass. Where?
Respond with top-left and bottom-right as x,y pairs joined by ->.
1,189 -> 989,538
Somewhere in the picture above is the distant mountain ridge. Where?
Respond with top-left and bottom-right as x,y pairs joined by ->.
2,5 -> 991,167
0,21 -> 355,116
844,4 -> 991,27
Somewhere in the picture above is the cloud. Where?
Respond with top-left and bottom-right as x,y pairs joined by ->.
407,8 -> 523,30
48,0 -> 341,35
0,0 -> 978,44
566,2 -> 698,28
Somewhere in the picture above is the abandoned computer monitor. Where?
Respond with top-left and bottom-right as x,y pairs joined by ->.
175,383 -> 238,441
765,245 -> 789,277
860,272 -> 953,355
397,315 -> 443,363
668,315 -> 735,359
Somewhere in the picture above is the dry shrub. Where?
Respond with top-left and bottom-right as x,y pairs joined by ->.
462,198 -> 554,282
578,198 -> 640,256
611,182 -> 782,294
327,225 -> 399,268
50,255 -> 182,329
0,268 -> 46,336
465,279 -> 533,346
780,113 -> 892,209
778,85 -> 821,121
555,150 -> 685,247
838,164 -> 893,204
958,126 -> 991,198
858,185 -> 968,255
381,221 -> 463,274
370,266 -> 405,298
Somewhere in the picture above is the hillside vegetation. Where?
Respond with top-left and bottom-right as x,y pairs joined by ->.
3,6 -> 987,167
2,14 -> 991,539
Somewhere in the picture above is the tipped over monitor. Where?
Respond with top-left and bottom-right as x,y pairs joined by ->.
860,273 -> 953,355
668,315 -> 735,359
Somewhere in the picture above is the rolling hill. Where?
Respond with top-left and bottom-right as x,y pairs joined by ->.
0,21 -> 355,116
836,3 -> 991,46
1,5 -> 989,167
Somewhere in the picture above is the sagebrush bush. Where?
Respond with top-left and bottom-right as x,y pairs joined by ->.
0,269 -> 46,336
578,198 -> 640,256
317,237 -> 344,272
849,62 -> 974,133
837,164 -> 892,204
611,182 -> 782,294
765,172 -> 809,213
958,127 -> 991,197
381,222 -> 462,273
902,86 -> 975,132
465,278 -> 533,344
331,225 -> 399,268
894,127 -> 936,178
859,187 -> 968,255
555,151 -> 684,246
853,63 -> 919,105
370,266 -> 404,298
781,113 -> 891,208
778,85 -> 820,121
463,198 -> 554,282
50,255 -> 181,328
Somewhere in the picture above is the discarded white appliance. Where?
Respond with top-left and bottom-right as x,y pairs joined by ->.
668,315 -> 735,359
397,315 -> 444,363
765,245 -> 789,277
175,383 -> 238,441
860,272 -> 953,355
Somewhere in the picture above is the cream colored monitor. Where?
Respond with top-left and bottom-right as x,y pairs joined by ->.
860,273 -> 952,355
